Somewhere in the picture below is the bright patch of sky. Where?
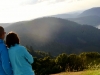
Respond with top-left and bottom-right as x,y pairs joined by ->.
0,0 -> 100,23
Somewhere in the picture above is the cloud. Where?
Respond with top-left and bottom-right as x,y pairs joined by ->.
0,0 -> 100,23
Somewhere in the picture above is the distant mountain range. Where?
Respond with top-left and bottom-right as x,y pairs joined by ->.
0,23 -> 10,28
1,7 -> 100,27
53,7 -> 100,26
68,15 -> 100,26
78,7 -> 100,17
52,12 -> 80,18
5,17 -> 100,56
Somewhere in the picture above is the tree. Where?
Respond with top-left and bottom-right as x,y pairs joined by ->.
67,54 -> 84,71
55,53 -> 68,71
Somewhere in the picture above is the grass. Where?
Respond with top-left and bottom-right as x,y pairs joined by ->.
51,69 -> 100,75
51,63 -> 100,75
56,70 -> 100,75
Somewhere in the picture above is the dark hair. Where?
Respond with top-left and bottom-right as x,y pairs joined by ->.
0,26 -> 4,37
6,32 -> 20,48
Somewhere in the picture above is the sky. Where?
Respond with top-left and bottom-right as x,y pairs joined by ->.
0,0 -> 100,23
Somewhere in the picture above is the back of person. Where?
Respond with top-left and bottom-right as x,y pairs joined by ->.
0,26 -> 13,75
0,42 -> 7,75
6,32 -> 35,75
8,44 -> 34,75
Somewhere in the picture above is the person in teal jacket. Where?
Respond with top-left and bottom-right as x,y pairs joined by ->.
6,32 -> 35,75
0,26 -> 13,75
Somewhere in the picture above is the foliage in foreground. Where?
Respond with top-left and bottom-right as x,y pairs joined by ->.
27,46 -> 100,75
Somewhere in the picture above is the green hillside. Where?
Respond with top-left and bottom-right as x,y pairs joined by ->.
5,17 -> 100,55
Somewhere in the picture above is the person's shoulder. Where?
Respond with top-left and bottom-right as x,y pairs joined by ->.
18,45 -> 28,54
8,44 -> 22,50
0,42 -> 6,47
18,44 -> 27,50
0,43 -> 7,51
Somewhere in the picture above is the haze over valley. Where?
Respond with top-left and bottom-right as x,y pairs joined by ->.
0,0 -> 100,55
5,16 -> 100,55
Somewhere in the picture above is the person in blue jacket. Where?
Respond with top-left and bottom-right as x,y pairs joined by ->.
6,32 -> 35,75
0,26 -> 13,75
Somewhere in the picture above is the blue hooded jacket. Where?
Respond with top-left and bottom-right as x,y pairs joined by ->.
0,39 -> 13,75
8,44 -> 35,75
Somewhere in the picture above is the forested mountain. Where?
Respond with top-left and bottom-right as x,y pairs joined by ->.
78,7 -> 100,17
52,12 -> 80,19
53,7 -> 100,26
5,17 -> 100,56
68,7 -> 100,26
68,15 -> 100,26
0,23 -> 10,27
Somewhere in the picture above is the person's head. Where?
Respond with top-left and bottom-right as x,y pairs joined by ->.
6,32 -> 20,48
0,26 -> 6,40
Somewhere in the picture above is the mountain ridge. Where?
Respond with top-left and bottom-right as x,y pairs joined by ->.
68,15 -> 100,26
78,7 -> 100,17
52,7 -> 100,26
5,17 -> 100,56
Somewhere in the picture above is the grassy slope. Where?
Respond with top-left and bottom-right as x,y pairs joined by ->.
51,70 -> 100,75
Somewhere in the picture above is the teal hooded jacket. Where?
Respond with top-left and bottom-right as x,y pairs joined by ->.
0,39 -> 13,75
8,44 -> 35,75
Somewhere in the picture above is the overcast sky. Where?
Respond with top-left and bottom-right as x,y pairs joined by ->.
0,0 -> 100,23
